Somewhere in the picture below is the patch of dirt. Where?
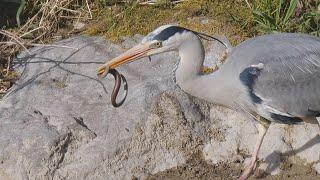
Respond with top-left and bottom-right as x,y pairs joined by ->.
147,153 -> 242,180
270,160 -> 318,180
147,153 -> 319,180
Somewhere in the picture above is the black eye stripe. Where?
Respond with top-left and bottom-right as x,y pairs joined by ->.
153,26 -> 188,41
151,26 -> 227,48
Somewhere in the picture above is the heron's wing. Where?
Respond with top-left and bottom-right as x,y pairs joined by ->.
237,34 -> 320,124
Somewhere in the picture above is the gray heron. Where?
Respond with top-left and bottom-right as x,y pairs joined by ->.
97,25 -> 320,179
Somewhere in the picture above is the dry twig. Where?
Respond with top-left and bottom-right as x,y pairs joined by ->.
139,0 -> 187,5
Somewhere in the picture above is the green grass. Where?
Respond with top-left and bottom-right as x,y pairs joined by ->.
87,0 -> 319,43
86,0 -> 254,45
251,0 -> 319,35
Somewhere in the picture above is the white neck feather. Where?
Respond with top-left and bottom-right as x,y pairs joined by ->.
175,35 -> 227,105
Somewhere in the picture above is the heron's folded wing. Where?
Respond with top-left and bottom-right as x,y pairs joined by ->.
251,49 -> 320,119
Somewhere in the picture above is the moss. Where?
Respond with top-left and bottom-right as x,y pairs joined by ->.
86,0 -> 254,44
202,66 -> 216,74
5,70 -> 20,79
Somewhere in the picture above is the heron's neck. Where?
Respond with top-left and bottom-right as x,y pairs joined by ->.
175,37 -> 226,105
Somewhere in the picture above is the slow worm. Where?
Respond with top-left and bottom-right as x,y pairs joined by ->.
108,69 -> 128,107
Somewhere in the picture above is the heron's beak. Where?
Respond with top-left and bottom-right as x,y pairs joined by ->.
97,42 -> 153,78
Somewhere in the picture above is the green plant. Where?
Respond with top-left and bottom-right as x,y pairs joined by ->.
295,0 -> 319,36
16,0 -> 26,27
252,0 -> 298,33
252,0 -> 319,35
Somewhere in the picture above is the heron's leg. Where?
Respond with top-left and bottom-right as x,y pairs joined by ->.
316,117 -> 320,135
239,119 -> 270,180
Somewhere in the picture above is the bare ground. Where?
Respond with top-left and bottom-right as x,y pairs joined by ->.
147,153 -> 319,180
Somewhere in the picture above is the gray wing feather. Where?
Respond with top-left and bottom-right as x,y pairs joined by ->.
229,33 -> 320,117
255,53 -> 320,117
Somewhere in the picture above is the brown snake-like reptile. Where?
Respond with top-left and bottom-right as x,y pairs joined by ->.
107,69 -> 128,107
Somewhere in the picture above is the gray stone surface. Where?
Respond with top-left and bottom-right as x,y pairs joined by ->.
0,35 -> 319,179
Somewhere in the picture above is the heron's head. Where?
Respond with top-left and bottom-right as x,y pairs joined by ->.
97,25 -> 226,78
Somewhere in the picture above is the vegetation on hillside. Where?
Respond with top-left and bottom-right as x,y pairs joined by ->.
87,0 -> 318,42
86,0 -> 253,44
0,0 -> 319,96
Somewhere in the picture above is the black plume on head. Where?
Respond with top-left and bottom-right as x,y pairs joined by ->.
153,26 -> 187,41
153,26 -> 227,48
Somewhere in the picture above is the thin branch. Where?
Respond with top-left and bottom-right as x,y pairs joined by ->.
58,7 -> 81,14
5,56 -> 12,76
59,15 -> 90,19
139,0 -> 187,5
172,0 -> 187,4
86,0 -> 92,19
19,26 -> 45,38
244,0 -> 252,9
27,43 -> 79,50
0,41 -> 79,50
0,30 -> 30,54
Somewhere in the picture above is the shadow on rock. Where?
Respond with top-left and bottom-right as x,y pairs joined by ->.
265,134 -> 320,173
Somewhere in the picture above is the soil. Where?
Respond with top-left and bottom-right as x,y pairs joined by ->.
147,153 -> 319,180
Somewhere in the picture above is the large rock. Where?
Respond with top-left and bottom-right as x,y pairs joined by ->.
0,35 -> 319,179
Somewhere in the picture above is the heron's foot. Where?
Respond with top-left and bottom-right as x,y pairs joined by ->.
238,160 -> 257,180
97,64 -> 110,78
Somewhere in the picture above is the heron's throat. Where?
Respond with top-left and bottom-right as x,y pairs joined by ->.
176,38 -> 205,80
175,37 -> 205,93
175,37 -> 225,103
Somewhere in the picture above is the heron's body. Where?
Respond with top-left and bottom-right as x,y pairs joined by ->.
180,33 -> 320,125
97,25 -> 320,179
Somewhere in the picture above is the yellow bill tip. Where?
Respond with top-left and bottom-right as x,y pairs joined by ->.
97,65 -> 110,78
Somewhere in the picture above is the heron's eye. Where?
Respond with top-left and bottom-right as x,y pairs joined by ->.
150,41 -> 162,48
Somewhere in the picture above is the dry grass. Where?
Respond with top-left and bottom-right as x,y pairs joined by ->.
0,0 -> 93,95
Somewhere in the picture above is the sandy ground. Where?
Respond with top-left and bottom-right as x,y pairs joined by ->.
147,153 -> 319,180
